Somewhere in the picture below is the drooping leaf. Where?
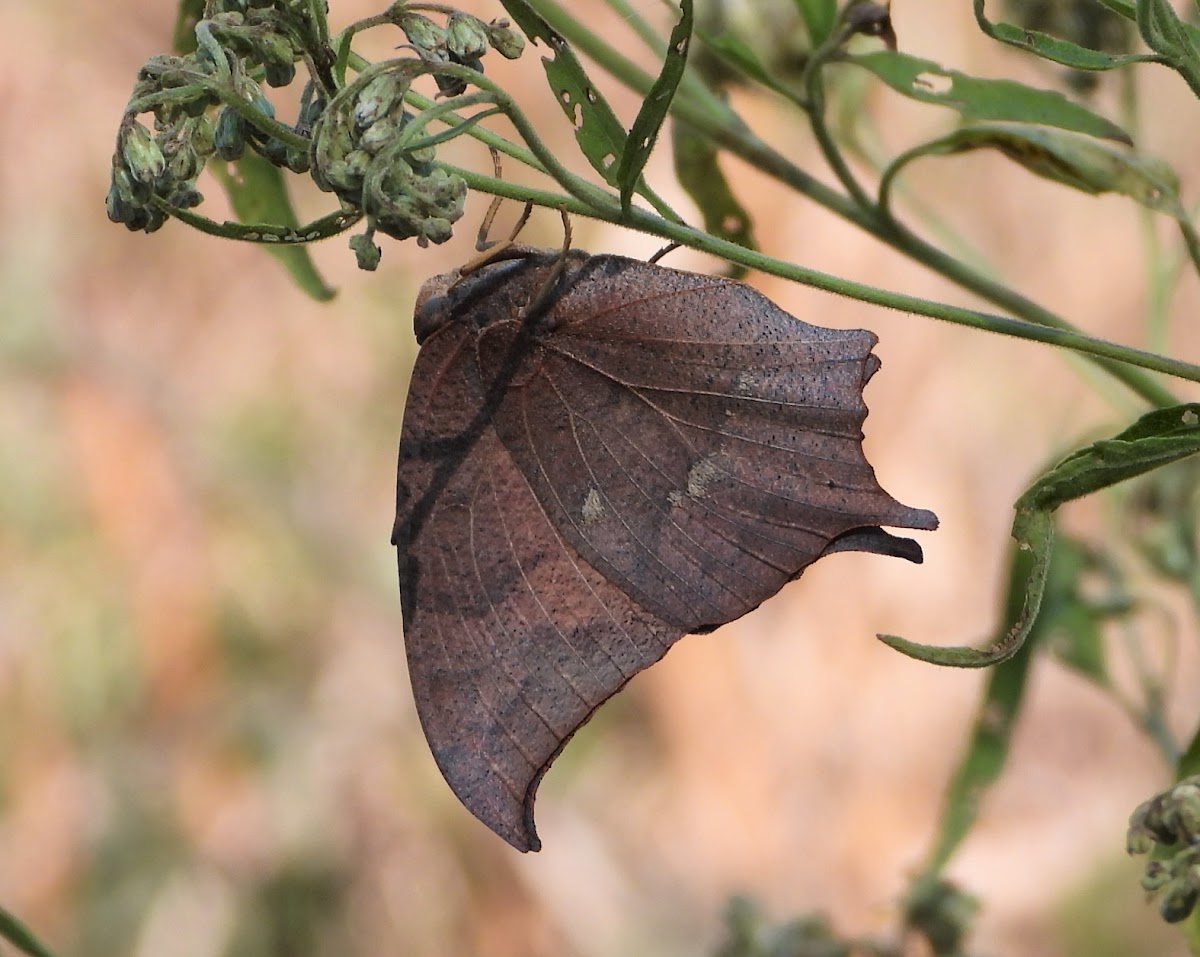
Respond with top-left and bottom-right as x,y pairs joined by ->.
500,0 -> 632,187
882,404 -> 1200,668
919,531 -> 1128,877
617,0 -> 693,211
850,49 -> 1132,143
395,247 -> 937,850
919,544 -> 1039,877
973,0 -> 1157,72
671,123 -> 756,277
211,156 -> 336,302
881,121 -> 1184,219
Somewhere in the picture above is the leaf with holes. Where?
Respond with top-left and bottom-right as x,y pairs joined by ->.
882,122 -> 1183,216
973,0 -> 1158,72
393,245 -> 938,850
672,123 -> 756,277
500,0 -> 630,186
851,50 -> 1132,143
617,0 -> 693,211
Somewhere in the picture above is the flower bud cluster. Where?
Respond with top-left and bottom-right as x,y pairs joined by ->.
107,2 -> 323,233
390,7 -> 525,96
1128,777 -> 1200,922
107,113 -> 214,233
311,65 -> 467,257
108,2 -> 526,265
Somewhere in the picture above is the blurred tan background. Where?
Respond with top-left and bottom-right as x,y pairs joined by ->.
3,2 -> 1200,955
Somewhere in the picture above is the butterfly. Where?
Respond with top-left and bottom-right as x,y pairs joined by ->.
392,236 -> 937,851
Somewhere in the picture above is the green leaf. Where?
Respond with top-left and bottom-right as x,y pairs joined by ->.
973,0 -> 1159,72
850,49 -> 1132,143
881,121 -> 1184,218
919,530 -> 1128,877
919,543 -> 1040,876
1095,0 -> 1200,96
172,0 -> 204,55
0,905 -> 58,957
671,123 -> 756,277
500,0 -> 632,188
211,156 -> 336,302
882,405 -> 1200,668
793,0 -> 838,47
617,0 -> 693,211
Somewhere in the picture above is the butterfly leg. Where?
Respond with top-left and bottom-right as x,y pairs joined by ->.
518,209 -> 575,324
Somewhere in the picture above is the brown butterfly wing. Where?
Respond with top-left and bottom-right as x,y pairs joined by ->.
483,254 -> 937,634
394,260 -> 683,852
396,252 -> 936,852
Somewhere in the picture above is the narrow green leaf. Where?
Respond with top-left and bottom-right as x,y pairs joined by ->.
0,905 -> 58,957
850,49 -> 1132,143
919,556 -> 1038,875
919,531 -> 1129,876
211,156 -> 336,302
973,0 -> 1158,71
882,405 -> 1200,667
1024,405 -> 1200,508
172,0 -> 204,55
617,0 -> 693,211
793,0 -> 838,47
671,123 -> 756,277
881,122 -> 1184,219
500,0 -> 631,187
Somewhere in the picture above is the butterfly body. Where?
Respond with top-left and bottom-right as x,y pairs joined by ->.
393,247 -> 936,851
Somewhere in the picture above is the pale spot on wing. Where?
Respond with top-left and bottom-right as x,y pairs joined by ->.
581,486 -> 605,525
685,454 -> 721,499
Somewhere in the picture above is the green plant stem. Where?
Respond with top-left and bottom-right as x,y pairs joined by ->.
521,0 -> 1183,406
445,164 -> 1200,385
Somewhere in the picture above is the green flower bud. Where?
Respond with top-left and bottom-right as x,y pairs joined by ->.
321,149 -> 371,194
114,164 -> 153,206
1172,783 -> 1200,841
1141,860 -> 1173,892
167,141 -> 203,183
214,106 -> 249,161
349,232 -> 382,270
183,115 -> 215,158
1159,879 -> 1199,923
434,62 -> 480,98
105,181 -> 137,225
358,117 -> 403,155
418,216 -> 454,246
354,73 -> 406,128
446,13 -> 489,61
399,13 -> 447,57
486,18 -> 525,59
122,122 -> 166,185
260,33 -> 297,88
168,185 -> 203,210
256,136 -> 290,168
